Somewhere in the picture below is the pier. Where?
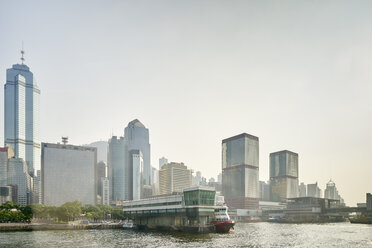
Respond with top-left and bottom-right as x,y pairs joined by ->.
123,186 -> 217,233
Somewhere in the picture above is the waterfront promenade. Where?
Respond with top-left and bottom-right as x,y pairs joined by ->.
0,222 -> 122,231
0,222 -> 371,247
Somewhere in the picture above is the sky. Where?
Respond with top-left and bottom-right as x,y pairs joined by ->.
0,0 -> 371,206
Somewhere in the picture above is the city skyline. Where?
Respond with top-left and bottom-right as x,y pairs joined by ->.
1,1 -> 372,206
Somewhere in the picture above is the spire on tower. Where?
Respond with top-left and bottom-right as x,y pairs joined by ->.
20,42 -> 25,65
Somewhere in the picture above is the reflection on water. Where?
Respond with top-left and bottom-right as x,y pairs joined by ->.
1,222 -> 372,248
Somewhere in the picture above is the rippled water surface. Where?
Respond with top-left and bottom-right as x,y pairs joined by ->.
1,222 -> 372,247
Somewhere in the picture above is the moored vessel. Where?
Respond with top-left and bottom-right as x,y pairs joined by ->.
211,205 -> 235,233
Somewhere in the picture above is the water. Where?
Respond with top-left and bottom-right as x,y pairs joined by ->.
1,222 -> 372,248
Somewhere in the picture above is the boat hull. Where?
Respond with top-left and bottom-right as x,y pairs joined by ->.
211,220 -> 235,233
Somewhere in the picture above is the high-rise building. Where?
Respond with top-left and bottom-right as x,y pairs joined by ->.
222,133 -> 259,209
129,150 -> 143,200
0,147 -> 14,187
108,136 -> 126,202
151,166 -> 159,195
4,59 -> 40,176
367,193 -> 372,211
124,119 -> 151,185
270,150 -> 299,202
7,158 -> 32,206
87,141 -> 108,163
101,177 -> 110,205
299,182 -> 307,197
307,182 -> 322,198
159,162 -> 192,195
97,161 -> 107,197
217,173 -> 222,184
259,181 -> 271,201
0,186 -> 13,205
159,157 -> 168,170
324,179 -> 344,205
41,142 -> 97,206
324,180 -> 340,200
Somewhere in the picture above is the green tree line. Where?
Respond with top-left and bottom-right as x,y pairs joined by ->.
0,201 -> 124,223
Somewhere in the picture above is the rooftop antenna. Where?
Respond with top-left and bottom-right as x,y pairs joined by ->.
20,41 -> 25,65
62,136 -> 68,145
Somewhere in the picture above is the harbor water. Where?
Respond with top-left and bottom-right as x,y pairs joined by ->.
1,222 -> 372,247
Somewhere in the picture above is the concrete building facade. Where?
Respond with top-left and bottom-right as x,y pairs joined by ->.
41,142 -> 97,206
159,162 -> 192,195
0,147 -> 14,187
270,150 -> 299,202
307,182 -> 322,198
159,157 -> 168,170
222,133 -> 259,209
101,177 -> 110,205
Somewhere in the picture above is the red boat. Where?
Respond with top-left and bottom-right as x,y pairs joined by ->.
211,205 -> 235,233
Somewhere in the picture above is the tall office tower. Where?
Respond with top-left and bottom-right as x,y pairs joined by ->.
108,136 -> 126,202
7,158 -> 32,206
97,161 -> 107,197
101,177 -> 110,205
128,150 -> 143,200
222,133 -> 259,209
124,119 -> 151,185
151,166 -> 159,195
41,142 -> 97,206
217,173 -> 222,184
159,162 -> 192,195
324,179 -> 343,202
0,147 -> 14,187
194,171 -> 202,186
307,182 -> 322,198
299,182 -> 307,197
259,181 -> 271,201
4,58 -> 40,176
0,186 -> 13,205
159,157 -> 168,170
367,193 -> 372,211
270,150 -> 299,202
88,141 -> 108,163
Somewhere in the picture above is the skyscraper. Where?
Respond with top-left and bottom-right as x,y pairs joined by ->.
299,182 -> 307,197
108,136 -> 126,202
4,56 -> 40,176
7,158 -> 32,206
307,182 -> 322,198
41,142 -> 97,206
0,147 -> 14,187
324,180 -> 344,205
4,54 -> 40,204
222,133 -> 259,209
270,150 -> 299,202
129,150 -> 143,200
124,119 -> 151,185
97,161 -> 107,197
159,157 -> 168,170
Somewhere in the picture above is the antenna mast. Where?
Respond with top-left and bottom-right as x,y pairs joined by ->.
20,42 -> 25,65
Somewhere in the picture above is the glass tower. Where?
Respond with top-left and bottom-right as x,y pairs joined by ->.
4,62 -> 40,176
124,119 -> 151,185
222,133 -> 259,209
270,150 -> 299,202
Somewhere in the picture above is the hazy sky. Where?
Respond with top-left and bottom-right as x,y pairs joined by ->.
1,0 -> 371,206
